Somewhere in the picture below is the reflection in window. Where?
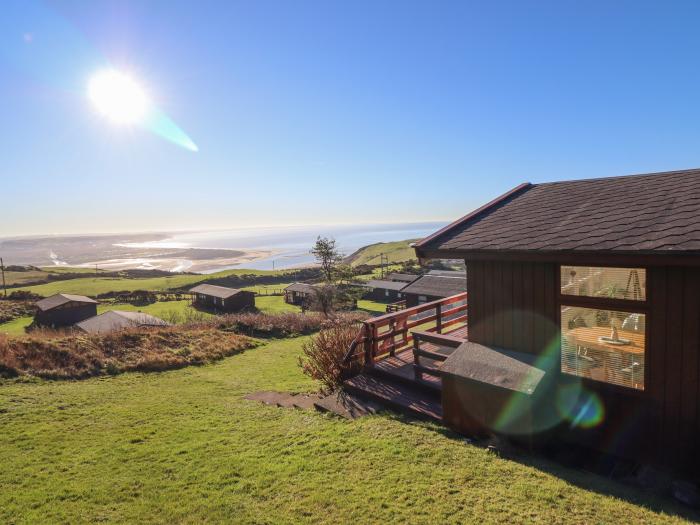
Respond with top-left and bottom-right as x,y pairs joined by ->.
561,266 -> 646,301
561,306 -> 645,390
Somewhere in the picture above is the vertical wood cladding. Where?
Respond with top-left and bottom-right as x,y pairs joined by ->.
466,260 -> 558,355
465,260 -> 700,471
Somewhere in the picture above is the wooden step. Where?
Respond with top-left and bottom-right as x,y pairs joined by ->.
343,373 -> 443,421
368,361 -> 442,394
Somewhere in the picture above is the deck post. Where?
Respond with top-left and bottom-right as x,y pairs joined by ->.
389,318 -> 396,356
436,304 -> 442,334
413,335 -> 422,381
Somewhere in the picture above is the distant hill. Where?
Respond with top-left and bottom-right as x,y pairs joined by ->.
344,239 -> 419,267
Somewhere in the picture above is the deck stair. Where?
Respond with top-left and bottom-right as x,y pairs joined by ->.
343,372 -> 442,421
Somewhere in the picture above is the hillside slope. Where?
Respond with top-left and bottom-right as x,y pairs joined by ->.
345,238 -> 419,267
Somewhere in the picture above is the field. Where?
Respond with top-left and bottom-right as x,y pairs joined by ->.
10,268 -> 296,297
0,295 -> 302,336
345,239 -> 419,267
0,336 -> 695,524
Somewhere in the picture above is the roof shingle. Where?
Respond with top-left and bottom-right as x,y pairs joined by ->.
417,169 -> 700,256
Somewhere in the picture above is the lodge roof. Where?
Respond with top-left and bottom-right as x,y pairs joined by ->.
189,284 -> 249,299
36,293 -> 98,312
365,279 -> 408,291
75,311 -> 170,334
400,274 -> 466,298
284,282 -> 318,294
385,273 -> 419,283
415,168 -> 700,257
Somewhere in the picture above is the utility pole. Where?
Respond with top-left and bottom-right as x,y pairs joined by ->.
380,253 -> 388,278
0,257 -> 6,297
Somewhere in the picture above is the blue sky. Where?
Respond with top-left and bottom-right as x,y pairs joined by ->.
3,1 -> 700,236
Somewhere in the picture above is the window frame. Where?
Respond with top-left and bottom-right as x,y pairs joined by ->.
557,264 -> 650,393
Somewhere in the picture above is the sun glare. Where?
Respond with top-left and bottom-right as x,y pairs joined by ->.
88,69 -> 150,125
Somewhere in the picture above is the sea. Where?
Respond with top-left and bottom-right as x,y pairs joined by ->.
121,222 -> 446,272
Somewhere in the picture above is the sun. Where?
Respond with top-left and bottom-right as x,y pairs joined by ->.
88,69 -> 151,125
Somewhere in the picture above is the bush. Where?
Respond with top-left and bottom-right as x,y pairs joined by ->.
0,326 -> 256,380
298,321 -> 362,393
209,311 -> 364,338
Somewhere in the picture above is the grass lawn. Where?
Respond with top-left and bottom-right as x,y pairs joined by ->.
12,268 -> 300,297
356,299 -> 387,315
0,336 -> 695,524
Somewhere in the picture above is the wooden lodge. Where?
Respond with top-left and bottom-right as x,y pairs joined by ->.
400,273 -> 466,307
343,168 -> 700,475
363,279 -> 409,303
34,293 -> 98,328
189,284 -> 255,312
283,283 -> 318,306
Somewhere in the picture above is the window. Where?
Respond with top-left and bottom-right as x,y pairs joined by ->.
385,289 -> 390,297
560,266 -> 647,390
418,295 -> 428,304
561,266 -> 646,301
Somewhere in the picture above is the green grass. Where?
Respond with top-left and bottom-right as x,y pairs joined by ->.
0,336 -> 694,524
356,299 -> 387,315
345,238 -> 419,266
13,268 -> 298,297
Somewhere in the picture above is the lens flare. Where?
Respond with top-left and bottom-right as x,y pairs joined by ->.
88,69 -> 150,125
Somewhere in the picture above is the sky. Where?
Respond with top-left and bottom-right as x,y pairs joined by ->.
3,1 -> 700,236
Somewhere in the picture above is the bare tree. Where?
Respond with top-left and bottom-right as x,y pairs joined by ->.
311,236 -> 343,283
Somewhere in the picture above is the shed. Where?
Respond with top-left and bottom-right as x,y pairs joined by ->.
363,279 -> 408,302
284,283 -> 318,306
34,293 -> 98,328
414,168 -> 700,472
189,284 -> 255,312
76,311 -> 170,334
400,274 -> 467,307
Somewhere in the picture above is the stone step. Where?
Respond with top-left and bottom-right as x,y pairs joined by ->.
313,392 -> 382,419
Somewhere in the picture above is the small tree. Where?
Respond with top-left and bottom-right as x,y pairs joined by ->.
311,236 -> 343,283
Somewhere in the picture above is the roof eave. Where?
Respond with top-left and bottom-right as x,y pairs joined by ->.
417,248 -> 700,266
414,182 -> 532,258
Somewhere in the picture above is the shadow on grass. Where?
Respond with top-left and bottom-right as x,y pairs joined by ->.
370,410 -> 700,522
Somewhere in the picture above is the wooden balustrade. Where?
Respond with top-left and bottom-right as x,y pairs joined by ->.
343,292 -> 468,367
386,300 -> 406,313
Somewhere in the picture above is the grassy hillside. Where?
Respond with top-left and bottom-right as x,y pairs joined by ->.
11,267 -> 299,297
0,336 -> 694,523
345,238 -> 419,267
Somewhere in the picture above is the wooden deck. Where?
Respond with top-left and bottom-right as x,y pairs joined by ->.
342,293 -> 468,421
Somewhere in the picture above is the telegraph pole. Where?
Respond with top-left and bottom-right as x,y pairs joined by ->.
0,258 -> 6,297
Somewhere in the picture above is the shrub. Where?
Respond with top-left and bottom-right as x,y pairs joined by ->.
210,311 -> 364,338
0,326 -> 256,380
298,321 -> 362,393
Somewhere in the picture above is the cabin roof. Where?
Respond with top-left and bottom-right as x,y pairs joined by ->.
385,273 -> 419,283
416,168 -> 700,257
284,282 -> 318,294
189,284 -> 248,299
365,279 -> 408,291
36,293 -> 98,312
75,311 -> 170,334
400,274 -> 466,298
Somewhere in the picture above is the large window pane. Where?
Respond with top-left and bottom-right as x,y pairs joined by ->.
561,306 -> 645,390
561,266 -> 646,301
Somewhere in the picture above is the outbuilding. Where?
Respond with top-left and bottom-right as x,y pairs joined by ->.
363,279 -> 409,302
283,283 -> 318,306
34,293 -> 98,328
189,284 -> 255,312
76,311 -> 170,334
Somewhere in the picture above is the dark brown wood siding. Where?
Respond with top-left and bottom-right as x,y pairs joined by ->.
463,260 -> 700,472
466,260 -> 558,355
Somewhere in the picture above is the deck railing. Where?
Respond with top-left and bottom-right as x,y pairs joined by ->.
343,292 -> 468,367
386,300 -> 406,313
